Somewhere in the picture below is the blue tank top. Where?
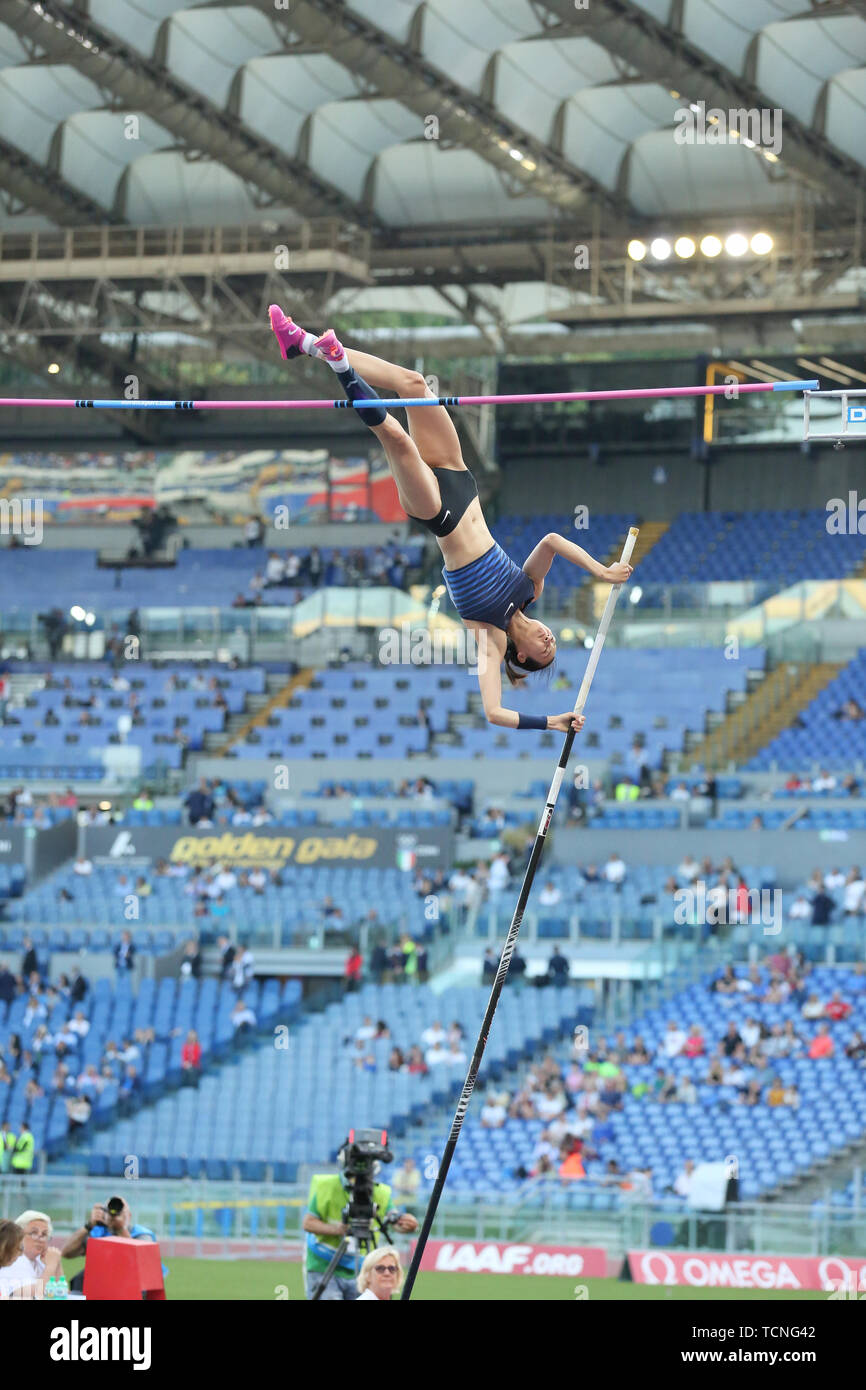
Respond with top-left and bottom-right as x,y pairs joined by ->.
443,542 -> 535,631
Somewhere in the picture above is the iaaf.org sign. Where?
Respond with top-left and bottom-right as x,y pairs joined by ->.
83,824 -> 453,871
416,1240 -> 607,1278
629,1250 -> 866,1292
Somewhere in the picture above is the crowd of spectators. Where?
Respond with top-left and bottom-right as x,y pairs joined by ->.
231,540 -> 413,609
0,956 -> 150,1135
492,959 -> 866,1191
343,1015 -> 467,1077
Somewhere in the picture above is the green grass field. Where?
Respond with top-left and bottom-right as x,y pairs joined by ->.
65,1258 -> 827,1301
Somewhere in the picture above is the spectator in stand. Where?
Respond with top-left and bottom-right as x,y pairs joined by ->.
682,1025 -> 705,1058
216,935 -> 235,981
825,992 -> 852,1022
812,768 -> 837,792
72,855 -> 93,877
406,1046 -> 428,1076
181,1030 -> 202,1084
391,1157 -> 421,1211
802,993 -> 825,1020
740,1016 -> 762,1050
179,940 -> 202,980
445,1038 -> 467,1069
114,931 -> 135,974
808,1023 -> 835,1059
230,947 -> 255,992
766,1076 -> 786,1107
603,851 -> 627,887
231,1000 -> 257,1035
264,551 -> 286,587
421,1020 -> 446,1051
673,1159 -> 696,1199
738,1080 -> 763,1107
480,1094 -> 508,1128
482,948 -> 497,984
425,1038 -> 450,1068
184,779 -> 215,827
344,949 -> 363,993
677,854 -> 701,884
811,888 -> 835,927
845,1030 -> 866,1061
509,948 -> 527,989
789,894 -> 811,921
843,868 -> 865,917
834,698 -> 865,722
675,1075 -> 698,1104
547,947 -> 570,987
721,1021 -> 743,1056
538,880 -> 562,907
660,1020 -> 688,1059
21,937 -> 39,982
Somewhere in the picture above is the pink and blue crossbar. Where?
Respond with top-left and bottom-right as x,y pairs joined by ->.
0,380 -> 820,411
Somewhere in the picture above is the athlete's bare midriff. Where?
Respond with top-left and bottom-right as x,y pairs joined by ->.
436,495 -> 496,570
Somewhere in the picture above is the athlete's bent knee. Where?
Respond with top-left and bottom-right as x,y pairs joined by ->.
398,369 -> 429,399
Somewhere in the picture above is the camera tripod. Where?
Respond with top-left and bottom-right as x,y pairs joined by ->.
310,1210 -> 396,1301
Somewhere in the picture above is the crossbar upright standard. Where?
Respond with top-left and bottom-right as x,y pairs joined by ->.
400,525 -> 640,1300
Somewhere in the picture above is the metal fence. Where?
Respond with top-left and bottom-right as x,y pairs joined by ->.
2,1175 -> 860,1262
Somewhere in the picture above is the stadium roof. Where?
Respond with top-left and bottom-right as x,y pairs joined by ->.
0,0 -> 862,232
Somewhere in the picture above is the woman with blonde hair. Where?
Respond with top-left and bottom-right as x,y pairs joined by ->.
0,1211 -> 60,1296
356,1246 -> 404,1301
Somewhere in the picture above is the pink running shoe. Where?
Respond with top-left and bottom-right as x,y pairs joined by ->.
312,328 -> 348,368
269,304 -> 308,359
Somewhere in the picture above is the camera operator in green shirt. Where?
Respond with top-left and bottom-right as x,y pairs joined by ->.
303,1129 -> 418,1300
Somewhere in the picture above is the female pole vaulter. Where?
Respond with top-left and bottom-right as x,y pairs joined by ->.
269,307 -> 633,734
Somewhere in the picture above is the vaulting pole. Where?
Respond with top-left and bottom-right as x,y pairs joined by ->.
400,526 -> 640,1300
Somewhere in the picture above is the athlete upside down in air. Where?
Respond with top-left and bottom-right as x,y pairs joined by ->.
269,307 -> 633,734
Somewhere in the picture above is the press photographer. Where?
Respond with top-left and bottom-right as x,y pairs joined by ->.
60,1195 -> 156,1293
303,1128 -> 418,1301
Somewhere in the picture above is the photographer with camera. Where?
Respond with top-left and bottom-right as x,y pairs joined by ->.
60,1195 -> 157,1293
303,1129 -> 418,1301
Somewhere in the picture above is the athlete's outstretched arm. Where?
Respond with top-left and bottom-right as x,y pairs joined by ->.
475,628 -> 583,733
523,533 -> 633,585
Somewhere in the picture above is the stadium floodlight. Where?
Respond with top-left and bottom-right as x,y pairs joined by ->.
627,240 -> 647,261
508,148 -> 524,161
674,237 -> 696,258
629,586 -> 643,605
700,235 -> 723,257
47,363 -> 61,375
751,232 -> 774,255
583,634 -> 595,649
650,238 -> 671,261
84,613 -> 95,626
725,234 -> 749,257
69,606 -> 85,621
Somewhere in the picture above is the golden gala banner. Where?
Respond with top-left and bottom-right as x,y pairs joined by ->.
82,824 -> 453,870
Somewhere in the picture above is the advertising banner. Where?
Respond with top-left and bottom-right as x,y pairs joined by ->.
83,824 -> 453,871
415,1239 -> 608,1278
627,1250 -> 866,1293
